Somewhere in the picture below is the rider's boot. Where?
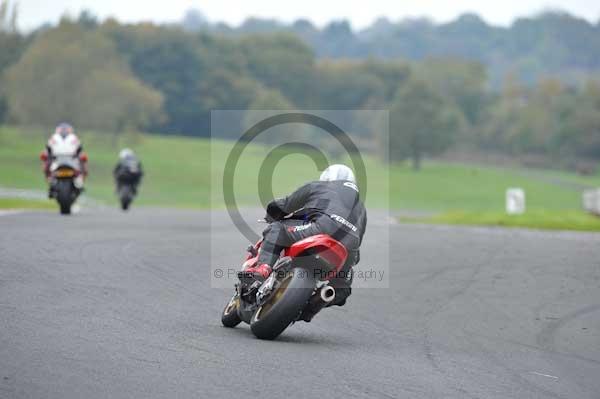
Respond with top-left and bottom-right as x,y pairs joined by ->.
238,263 -> 272,284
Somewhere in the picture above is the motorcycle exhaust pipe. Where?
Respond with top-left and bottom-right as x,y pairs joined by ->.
300,285 -> 337,322
320,285 -> 336,303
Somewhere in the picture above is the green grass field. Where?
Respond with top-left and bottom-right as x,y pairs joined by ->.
401,210 -> 600,232
0,197 -> 55,210
1,125 -> 600,230
0,126 -> 211,207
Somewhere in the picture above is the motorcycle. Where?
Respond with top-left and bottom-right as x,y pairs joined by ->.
48,155 -> 83,215
115,162 -> 141,211
221,218 -> 348,340
117,183 -> 135,211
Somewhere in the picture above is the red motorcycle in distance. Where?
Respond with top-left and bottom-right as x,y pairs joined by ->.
42,153 -> 85,215
221,220 -> 348,340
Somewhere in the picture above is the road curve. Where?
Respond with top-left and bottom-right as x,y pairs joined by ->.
1,208 -> 599,398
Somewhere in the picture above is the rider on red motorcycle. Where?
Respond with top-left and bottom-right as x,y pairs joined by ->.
40,123 -> 88,196
245,164 -> 367,311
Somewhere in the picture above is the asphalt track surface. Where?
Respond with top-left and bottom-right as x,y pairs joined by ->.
1,207 -> 599,398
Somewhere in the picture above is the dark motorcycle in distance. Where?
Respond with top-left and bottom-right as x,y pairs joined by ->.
221,218 -> 348,340
48,155 -> 82,215
114,164 -> 141,211
118,183 -> 135,211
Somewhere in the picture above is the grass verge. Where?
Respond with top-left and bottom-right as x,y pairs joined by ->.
400,210 -> 600,232
0,197 -> 54,210
2,125 -> 600,226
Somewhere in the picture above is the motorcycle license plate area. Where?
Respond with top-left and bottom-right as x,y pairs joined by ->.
55,168 -> 74,178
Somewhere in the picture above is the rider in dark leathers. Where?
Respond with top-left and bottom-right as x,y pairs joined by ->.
113,148 -> 143,194
245,164 -> 367,314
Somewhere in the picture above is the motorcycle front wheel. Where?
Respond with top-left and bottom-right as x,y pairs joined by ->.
250,267 -> 315,340
221,294 -> 242,328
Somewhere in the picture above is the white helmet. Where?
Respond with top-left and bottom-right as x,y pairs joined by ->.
119,148 -> 134,160
319,164 -> 356,183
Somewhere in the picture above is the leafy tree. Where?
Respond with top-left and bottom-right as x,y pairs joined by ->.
312,60 -> 385,110
239,33 -> 314,106
238,18 -> 284,34
4,12 -> 600,168
79,68 -> 164,137
560,81 -> 600,159
390,78 -> 463,169
0,0 -> 17,32
247,87 -> 293,110
244,87 -> 296,145
198,69 -> 263,140
103,23 -> 257,135
318,20 -> 359,57
194,11 -> 600,87
0,0 -> 26,123
182,9 -> 209,31
76,10 -> 99,30
360,60 -> 411,102
102,23 -> 210,135
481,77 -> 575,157
3,21 -> 163,135
418,59 -> 487,125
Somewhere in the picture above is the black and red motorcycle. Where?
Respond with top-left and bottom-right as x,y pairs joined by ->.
221,221 -> 348,340
47,155 -> 84,215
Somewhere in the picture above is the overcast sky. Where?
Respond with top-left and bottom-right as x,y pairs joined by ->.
16,0 -> 600,31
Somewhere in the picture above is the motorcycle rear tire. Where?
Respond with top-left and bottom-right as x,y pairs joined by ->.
119,185 -> 133,211
250,267 -> 315,340
56,180 -> 73,215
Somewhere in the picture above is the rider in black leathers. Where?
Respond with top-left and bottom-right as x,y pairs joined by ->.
113,148 -> 143,194
245,164 -> 367,314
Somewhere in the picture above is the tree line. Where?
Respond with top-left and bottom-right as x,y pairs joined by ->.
184,10 -> 600,87
0,5 -> 599,170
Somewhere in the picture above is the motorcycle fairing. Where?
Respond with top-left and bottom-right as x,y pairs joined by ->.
284,234 -> 348,271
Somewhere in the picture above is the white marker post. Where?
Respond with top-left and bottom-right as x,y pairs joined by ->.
582,189 -> 600,216
506,188 -> 525,215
